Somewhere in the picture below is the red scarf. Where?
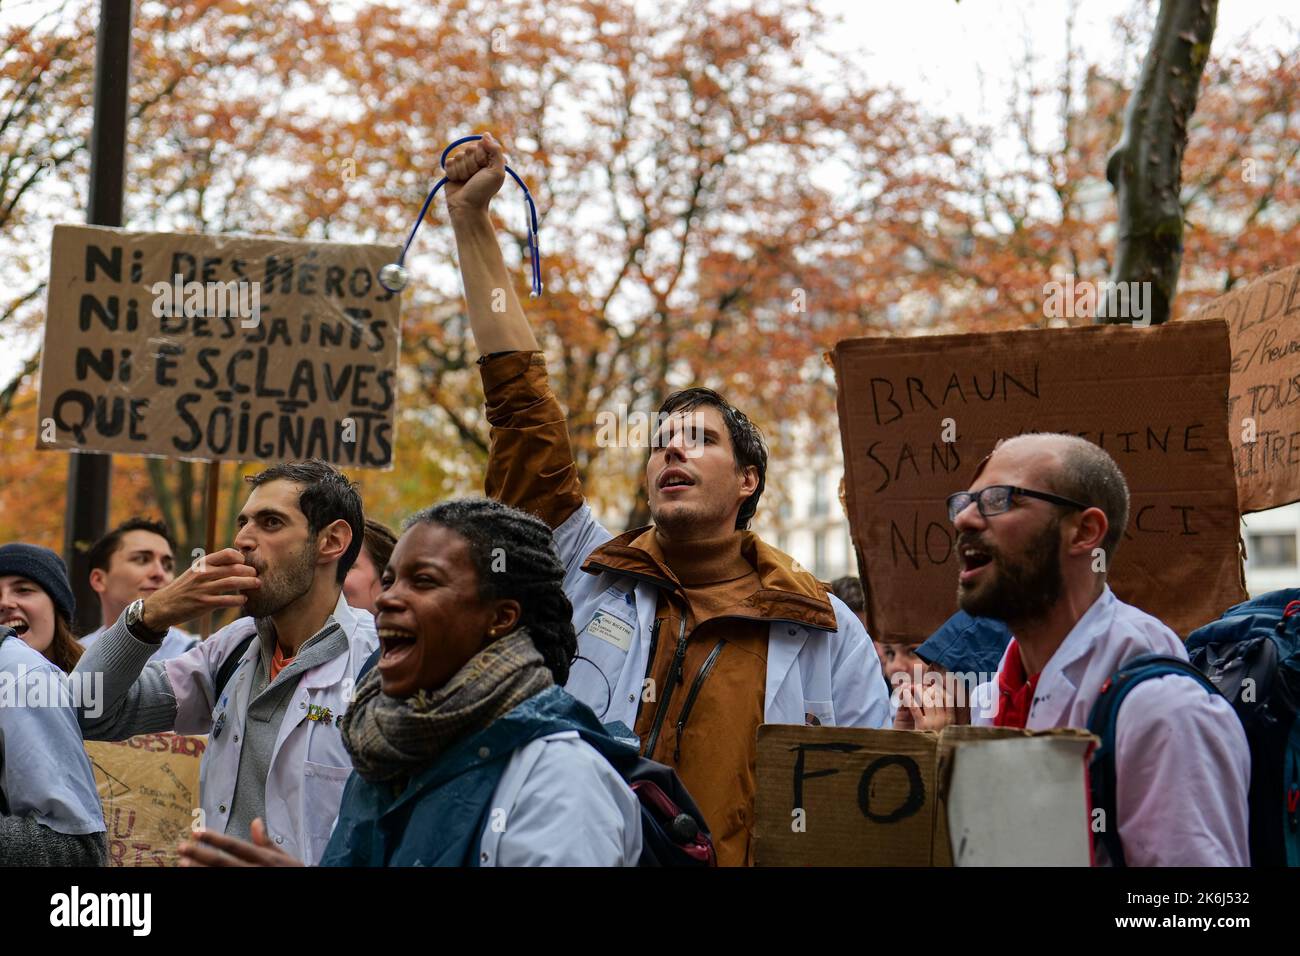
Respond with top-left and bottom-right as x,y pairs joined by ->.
994,639 -> 1041,729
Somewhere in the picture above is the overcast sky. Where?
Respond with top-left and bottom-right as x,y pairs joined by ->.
822,0 -> 1295,127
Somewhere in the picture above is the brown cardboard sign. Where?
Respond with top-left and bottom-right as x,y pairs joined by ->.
754,725 -> 938,866
833,321 -> 1245,643
36,224 -> 400,467
85,733 -> 206,867
1187,264 -> 1300,512
754,724 -> 1095,867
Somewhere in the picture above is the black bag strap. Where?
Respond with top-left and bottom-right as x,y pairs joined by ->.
213,633 -> 257,700
1086,653 -> 1221,867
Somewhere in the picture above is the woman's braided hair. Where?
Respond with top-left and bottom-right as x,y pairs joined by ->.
405,498 -> 577,685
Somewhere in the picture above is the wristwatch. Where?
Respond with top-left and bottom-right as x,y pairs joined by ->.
125,598 -> 167,643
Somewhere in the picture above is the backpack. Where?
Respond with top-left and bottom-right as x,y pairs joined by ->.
597,722 -> 716,867
1185,592 -> 1300,867
1085,653 -> 1224,867
356,649 -> 714,866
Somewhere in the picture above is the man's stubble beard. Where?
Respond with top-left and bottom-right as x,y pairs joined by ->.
958,516 -> 1064,626
650,493 -> 732,539
243,541 -> 317,619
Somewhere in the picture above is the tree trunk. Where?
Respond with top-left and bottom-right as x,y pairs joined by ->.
1103,0 -> 1217,326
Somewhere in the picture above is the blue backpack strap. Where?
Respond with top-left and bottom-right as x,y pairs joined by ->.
358,647 -> 380,682
1086,653 -> 1221,867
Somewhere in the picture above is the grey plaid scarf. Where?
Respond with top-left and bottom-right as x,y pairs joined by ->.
341,628 -> 552,783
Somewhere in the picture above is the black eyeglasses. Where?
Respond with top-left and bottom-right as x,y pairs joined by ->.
946,485 -> 1090,523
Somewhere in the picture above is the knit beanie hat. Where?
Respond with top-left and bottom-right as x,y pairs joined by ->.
0,544 -> 76,623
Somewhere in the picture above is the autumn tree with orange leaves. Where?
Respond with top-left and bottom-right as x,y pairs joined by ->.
1,0 -> 1298,566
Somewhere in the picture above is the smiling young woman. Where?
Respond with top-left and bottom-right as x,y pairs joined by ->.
0,543 -> 84,673
180,498 -> 645,867
0,543 -> 107,865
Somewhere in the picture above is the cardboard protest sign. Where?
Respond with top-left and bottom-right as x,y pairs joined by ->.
945,735 -> 1094,865
833,321 -> 1246,642
1187,264 -> 1300,512
930,724 -> 1030,866
753,724 -> 1094,867
37,224 -> 400,467
85,733 -> 205,867
754,725 -> 938,866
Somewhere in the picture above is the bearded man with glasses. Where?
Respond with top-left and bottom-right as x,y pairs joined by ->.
903,432 -> 1249,866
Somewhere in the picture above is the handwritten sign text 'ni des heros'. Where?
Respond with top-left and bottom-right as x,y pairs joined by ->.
37,225 -> 401,468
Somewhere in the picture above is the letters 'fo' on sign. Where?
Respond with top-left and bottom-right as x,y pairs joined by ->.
1187,263 -> 1300,513
833,321 -> 1245,643
37,224 -> 401,468
753,724 -> 1094,867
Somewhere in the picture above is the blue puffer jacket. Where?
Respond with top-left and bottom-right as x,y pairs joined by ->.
319,685 -> 637,867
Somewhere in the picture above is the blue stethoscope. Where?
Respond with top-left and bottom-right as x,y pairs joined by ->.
378,134 -> 542,297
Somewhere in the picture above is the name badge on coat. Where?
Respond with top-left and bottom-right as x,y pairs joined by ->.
586,610 -> 634,653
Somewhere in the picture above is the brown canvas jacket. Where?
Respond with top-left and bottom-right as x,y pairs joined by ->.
480,350 -> 846,865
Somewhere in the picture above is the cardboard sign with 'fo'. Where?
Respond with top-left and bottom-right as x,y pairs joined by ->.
754,724 -> 1094,867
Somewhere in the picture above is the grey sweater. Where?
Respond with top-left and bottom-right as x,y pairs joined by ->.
0,817 -> 107,866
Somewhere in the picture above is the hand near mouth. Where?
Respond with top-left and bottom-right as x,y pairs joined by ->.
894,678 -> 962,731
138,547 -> 262,633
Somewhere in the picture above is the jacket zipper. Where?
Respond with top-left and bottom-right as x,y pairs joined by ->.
632,617 -> 663,726
673,639 -> 725,763
643,613 -> 688,759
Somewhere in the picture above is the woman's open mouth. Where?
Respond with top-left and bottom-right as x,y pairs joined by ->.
2,617 -> 29,635
377,628 -> 417,667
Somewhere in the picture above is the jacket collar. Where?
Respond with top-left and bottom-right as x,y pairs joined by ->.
1022,586 -> 1115,726
255,592 -> 357,690
582,525 -> 837,630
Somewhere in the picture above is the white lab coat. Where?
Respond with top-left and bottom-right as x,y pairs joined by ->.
165,594 -> 377,864
972,586 -> 1250,866
0,634 -> 104,836
555,503 -> 890,731
478,730 -> 643,866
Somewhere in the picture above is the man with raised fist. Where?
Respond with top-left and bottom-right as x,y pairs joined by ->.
444,132 -> 889,866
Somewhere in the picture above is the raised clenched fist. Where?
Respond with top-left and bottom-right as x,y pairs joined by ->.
444,132 -> 507,218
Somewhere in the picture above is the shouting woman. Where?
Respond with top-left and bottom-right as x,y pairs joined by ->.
180,499 -> 643,866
